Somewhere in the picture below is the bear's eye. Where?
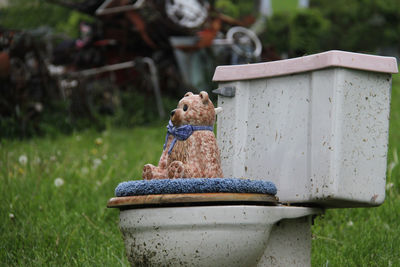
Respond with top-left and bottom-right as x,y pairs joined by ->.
183,104 -> 188,111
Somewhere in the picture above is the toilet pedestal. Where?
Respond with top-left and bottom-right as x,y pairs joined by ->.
258,216 -> 313,266
111,204 -> 321,267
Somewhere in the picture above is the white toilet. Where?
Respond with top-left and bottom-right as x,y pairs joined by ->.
108,50 -> 398,266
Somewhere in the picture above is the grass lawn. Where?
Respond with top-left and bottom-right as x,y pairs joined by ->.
1,72 -> 399,266
1,125 -> 167,266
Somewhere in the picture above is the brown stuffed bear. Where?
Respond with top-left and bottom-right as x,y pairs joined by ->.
142,91 -> 223,179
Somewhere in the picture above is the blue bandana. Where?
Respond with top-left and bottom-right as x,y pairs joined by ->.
163,120 -> 214,154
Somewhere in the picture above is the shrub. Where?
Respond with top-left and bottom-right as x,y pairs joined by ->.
263,9 -> 330,57
289,9 -> 330,56
262,13 -> 291,56
214,0 -> 255,19
263,0 -> 400,57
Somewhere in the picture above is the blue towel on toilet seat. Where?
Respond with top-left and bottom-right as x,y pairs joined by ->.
115,178 -> 277,197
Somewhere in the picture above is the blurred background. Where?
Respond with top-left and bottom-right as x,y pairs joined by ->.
1,0 -> 399,138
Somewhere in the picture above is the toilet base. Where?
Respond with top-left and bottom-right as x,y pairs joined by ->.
258,216 -> 313,266
116,204 -> 320,267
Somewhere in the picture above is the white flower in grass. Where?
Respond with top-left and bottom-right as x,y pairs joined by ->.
383,223 -> 390,230
34,156 -> 41,164
19,155 -> 28,165
9,213 -> 15,219
386,183 -> 394,190
93,158 -> 102,169
81,167 -> 89,175
54,177 -> 65,187
95,137 -> 103,146
347,220 -> 354,227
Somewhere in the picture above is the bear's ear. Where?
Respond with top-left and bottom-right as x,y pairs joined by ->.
184,92 -> 194,97
199,91 -> 209,104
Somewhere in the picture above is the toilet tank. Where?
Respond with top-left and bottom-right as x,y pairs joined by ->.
213,50 -> 398,208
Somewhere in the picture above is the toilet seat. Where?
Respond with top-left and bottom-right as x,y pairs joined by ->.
108,192 -> 278,208
108,179 -> 320,266
109,178 -> 278,208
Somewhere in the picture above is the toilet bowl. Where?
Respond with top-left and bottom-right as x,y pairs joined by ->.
112,203 -> 319,266
108,178 -> 321,266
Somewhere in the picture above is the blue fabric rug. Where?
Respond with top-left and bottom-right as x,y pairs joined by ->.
115,178 -> 277,197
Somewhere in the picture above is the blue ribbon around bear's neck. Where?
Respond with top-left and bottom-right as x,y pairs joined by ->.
163,120 -> 214,154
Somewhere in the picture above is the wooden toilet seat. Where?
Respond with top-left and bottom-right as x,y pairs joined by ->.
108,193 -> 278,208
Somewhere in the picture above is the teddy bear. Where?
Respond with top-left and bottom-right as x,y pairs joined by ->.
142,91 -> 223,179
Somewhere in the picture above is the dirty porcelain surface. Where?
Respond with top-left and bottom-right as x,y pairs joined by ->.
119,205 -> 319,267
214,51 -> 397,207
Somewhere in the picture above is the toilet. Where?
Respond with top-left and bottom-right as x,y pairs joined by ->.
108,50 -> 398,266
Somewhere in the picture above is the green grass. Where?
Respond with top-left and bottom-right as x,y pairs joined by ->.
1,73 -> 400,266
0,125 -> 166,266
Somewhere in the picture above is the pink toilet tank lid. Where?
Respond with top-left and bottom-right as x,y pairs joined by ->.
213,50 -> 398,82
